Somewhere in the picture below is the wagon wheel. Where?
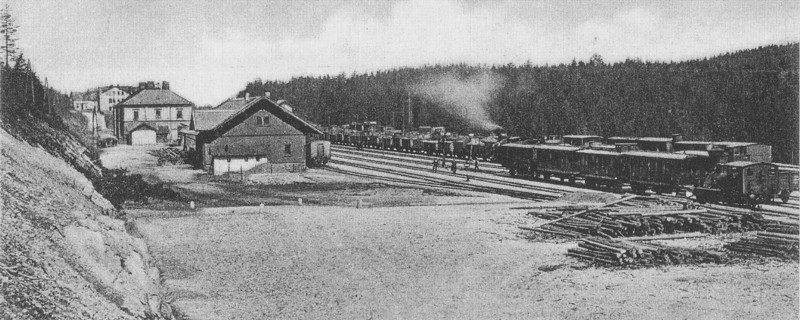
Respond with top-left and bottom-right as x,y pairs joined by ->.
175,158 -> 185,165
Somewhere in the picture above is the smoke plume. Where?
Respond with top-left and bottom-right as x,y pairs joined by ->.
409,72 -> 503,131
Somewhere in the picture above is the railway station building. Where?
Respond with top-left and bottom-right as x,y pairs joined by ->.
112,82 -> 194,145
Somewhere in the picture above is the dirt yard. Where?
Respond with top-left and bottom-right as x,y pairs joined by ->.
133,204 -> 798,319
102,145 -> 799,319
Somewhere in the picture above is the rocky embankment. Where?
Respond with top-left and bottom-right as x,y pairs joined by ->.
1,127 -> 173,319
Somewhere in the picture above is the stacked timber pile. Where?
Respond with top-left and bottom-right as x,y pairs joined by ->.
568,237 -> 726,267
150,148 -> 187,166
725,231 -> 799,260
764,220 -> 799,234
523,195 -> 766,239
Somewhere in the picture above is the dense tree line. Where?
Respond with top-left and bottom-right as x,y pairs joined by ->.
239,44 -> 799,164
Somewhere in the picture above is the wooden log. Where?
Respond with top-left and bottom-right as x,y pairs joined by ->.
566,252 -> 620,265
578,241 -> 626,254
539,195 -> 639,227
518,226 -> 580,237
757,231 -> 800,240
568,248 -> 623,259
616,232 -> 707,242
606,209 -> 708,217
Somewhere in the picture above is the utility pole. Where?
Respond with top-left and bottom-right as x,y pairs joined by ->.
407,92 -> 412,130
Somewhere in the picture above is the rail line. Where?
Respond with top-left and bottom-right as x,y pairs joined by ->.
332,151 -> 570,196
328,158 -> 560,201
331,144 -> 506,170
329,143 -> 800,214
331,145 -> 506,173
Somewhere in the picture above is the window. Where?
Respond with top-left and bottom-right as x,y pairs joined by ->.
155,109 -> 162,119
256,116 -> 269,126
109,98 -> 113,103
284,144 -> 292,156
176,108 -> 183,119
132,110 -> 139,121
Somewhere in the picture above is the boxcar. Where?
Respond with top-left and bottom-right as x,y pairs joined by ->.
694,161 -> 780,206
621,151 -> 706,194
534,145 -> 582,182
575,149 -> 623,189
496,143 -> 537,176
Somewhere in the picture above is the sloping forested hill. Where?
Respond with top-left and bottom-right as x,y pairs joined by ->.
239,43 -> 799,164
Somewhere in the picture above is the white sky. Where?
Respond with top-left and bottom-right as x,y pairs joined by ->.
7,0 -> 799,105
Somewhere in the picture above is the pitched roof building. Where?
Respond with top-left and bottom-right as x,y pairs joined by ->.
112,83 -> 194,144
190,96 -> 321,175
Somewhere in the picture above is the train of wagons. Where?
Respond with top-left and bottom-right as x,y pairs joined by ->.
318,121 -> 799,207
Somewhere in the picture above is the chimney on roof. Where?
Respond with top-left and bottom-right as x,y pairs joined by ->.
155,81 -> 162,89
146,81 -> 155,89
245,92 -> 250,101
138,82 -> 146,90
162,81 -> 169,90
264,91 -> 270,99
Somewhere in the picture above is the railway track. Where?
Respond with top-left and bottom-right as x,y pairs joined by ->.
332,144 -> 506,170
332,150 -> 570,196
328,156 -> 560,201
330,146 -> 506,174
329,143 -> 800,214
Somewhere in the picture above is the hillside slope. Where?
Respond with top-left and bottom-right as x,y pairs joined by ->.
0,128 -> 173,319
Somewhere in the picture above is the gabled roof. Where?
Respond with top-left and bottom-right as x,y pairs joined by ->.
205,97 -> 322,136
192,110 -> 237,131
118,89 -> 193,106
214,98 -> 249,110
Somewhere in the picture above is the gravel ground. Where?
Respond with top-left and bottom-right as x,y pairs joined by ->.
134,204 -> 798,320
